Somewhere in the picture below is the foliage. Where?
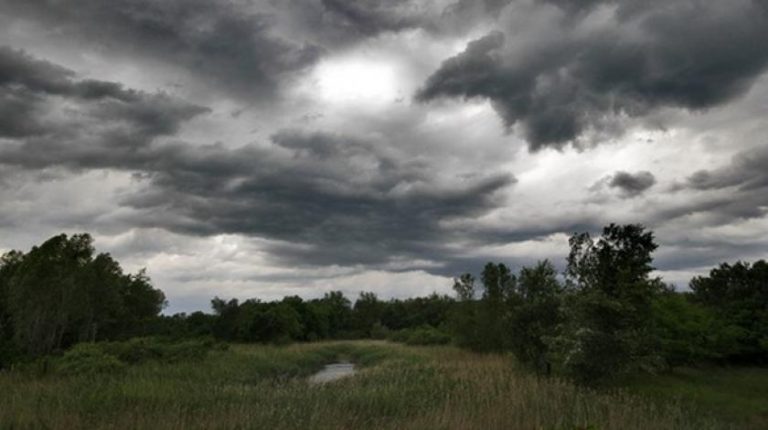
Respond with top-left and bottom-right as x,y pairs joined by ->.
388,325 -> 452,346
0,341 -> 738,430
52,337 -> 219,376
0,234 -> 166,363
691,260 -> 768,363
55,343 -> 126,375
554,224 -> 664,382
98,337 -> 219,365
478,262 -> 515,351
2,227 -> 766,389
507,260 -> 563,373
449,273 -> 481,349
650,292 -> 742,367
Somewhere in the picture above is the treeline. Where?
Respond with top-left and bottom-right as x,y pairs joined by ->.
0,234 -> 166,366
449,224 -> 768,382
1,226 -> 766,384
150,291 -> 454,345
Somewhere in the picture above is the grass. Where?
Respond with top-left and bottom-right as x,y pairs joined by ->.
0,340 -> 755,429
620,366 -> 768,430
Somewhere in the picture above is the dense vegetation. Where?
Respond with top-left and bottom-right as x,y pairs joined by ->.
0,234 -> 166,367
1,224 -> 766,386
5,340 -> 764,430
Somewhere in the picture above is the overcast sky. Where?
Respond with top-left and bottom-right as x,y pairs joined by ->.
1,0 -> 767,313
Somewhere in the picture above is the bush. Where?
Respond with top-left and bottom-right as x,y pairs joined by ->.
370,322 -> 390,340
55,343 -> 126,375
389,326 -> 451,346
99,337 -> 218,364
52,337 -> 221,375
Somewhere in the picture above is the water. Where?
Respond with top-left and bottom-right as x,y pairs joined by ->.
309,362 -> 355,384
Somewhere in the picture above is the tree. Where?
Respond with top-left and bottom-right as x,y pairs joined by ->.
247,303 -> 303,344
651,290 -> 741,367
353,292 -> 383,337
117,269 -> 166,338
556,224 -> 663,382
6,234 -> 96,355
0,233 -> 166,357
690,260 -> 768,363
0,251 -> 24,366
320,291 -> 352,338
211,297 -> 245,341
508,260 -> 562,374
479,263 -> 515,351
450,273 -> 480,349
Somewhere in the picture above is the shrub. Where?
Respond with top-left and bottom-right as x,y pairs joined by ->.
389,326 -> 451,346
55,343 -> 125,375
370,322 -> 390,340
100,337 -> 217,364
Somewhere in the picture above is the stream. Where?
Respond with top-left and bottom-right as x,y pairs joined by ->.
309,362 -> 356,384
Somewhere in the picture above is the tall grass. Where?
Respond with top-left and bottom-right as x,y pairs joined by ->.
0,341 -> 735,429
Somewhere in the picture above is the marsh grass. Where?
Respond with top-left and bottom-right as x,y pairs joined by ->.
619,366 -> 768,430
0,341 -> 739,429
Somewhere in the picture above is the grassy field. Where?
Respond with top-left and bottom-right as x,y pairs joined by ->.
620,366 -> 768,430
0,341 -> 763,429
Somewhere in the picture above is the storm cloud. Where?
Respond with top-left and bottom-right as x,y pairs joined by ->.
0,47 -> 209,169
607,171 -> 656,198
417,0 -> 768,150
0,48 -> 515,269
664,145 -> 768,221
1,0 -> 323,99
119,131 -> 515,267
2,0 -> 768,311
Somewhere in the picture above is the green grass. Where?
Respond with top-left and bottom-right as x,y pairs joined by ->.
621,366 -> 768,430
0,341 -> 756,429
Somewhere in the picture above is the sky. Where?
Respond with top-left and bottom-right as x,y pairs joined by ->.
1,0 -> 767,313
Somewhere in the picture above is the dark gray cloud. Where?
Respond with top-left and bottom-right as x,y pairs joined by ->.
417,0 -> 768,150
0,46 -> 209,168
607,171 -> 656,197
118,131 -> 515,267
657,145 -> 768,222
1,0 -> 323,99
686,146 -> 768,192
540,0 -> 611,15
315,0 -> 426,38
275,0 -> 521,49
2,0 -> 767,306
0,48 -> 516,269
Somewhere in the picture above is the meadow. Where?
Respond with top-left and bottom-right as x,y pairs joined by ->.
2,341 -> 765,430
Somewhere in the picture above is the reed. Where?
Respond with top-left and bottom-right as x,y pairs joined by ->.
0,341 -> 745,429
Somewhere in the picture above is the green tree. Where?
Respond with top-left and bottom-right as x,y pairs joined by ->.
353,292 -> 383,337
320,291 -> 352,338
0,250 -> 24,366
0,233 -> 165,357
479,262 -> 515,351
211,297 -> 242,341
6,234 -> 95,355
508,260 -> 563,374
556,224 -> 663,383
651,290 -> 742,367
450,273 -> 480,349
690,260 -> 768,363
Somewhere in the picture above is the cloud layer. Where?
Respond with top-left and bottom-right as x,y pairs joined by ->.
1,0 -> 767,312
417,0 -> 768,149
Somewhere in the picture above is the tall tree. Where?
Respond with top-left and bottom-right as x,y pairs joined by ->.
353,292 -> 383,337
690,260 -> 768,363
450,273 -> 480,349
480,263 -> 515,351
1,233 -> 165,356
557,224 -> 663,382
508,260 -> 563,374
